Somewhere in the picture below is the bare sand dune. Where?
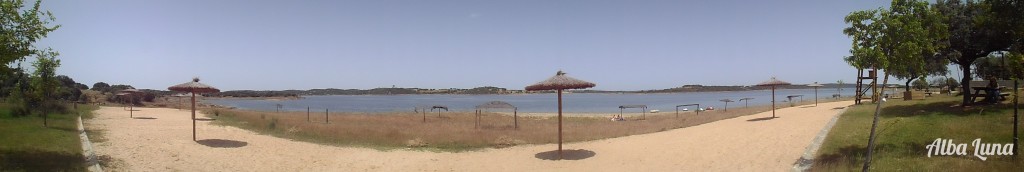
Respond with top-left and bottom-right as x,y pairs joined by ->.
87,101 -> 852,171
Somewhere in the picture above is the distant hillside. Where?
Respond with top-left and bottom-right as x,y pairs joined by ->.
205,84 -> 858,97
636,84 -> 856,93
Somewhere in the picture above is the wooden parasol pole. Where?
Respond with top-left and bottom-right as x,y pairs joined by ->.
814,87 -> 819,106
191,92 -> 196,141
771,86 -> 776,118
557,89 -> 563,160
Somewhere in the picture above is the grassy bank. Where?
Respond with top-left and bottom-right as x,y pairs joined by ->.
204,98 -> 849,152
813,94 -> 1023,171
0,103 -> 98,171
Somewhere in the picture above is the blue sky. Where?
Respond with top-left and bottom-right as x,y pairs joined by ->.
35,0 -> 894,91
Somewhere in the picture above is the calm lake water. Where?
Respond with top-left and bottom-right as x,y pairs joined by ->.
205,88 -> 859,113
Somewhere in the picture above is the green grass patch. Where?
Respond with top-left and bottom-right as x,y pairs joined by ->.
0,103 -> 98,171
813,95 -> 1023,171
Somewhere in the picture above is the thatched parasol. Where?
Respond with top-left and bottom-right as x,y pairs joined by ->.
525,70 -> 595,160
168,77 -> 220,141
675,104 -> 699,118
756,77 -> 791,118
738,98 -> 754,108
787,95 -> 803,107
618,105 -> 647,120
719,99 -> 734,112
807,82 -> 824,106
118,89 -> 142,118
475,101 -> 517,129
431,105 -> 448,118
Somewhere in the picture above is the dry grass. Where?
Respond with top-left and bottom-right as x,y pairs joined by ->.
203,98 -> 849,151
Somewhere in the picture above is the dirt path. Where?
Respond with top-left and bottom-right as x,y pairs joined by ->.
87,101 -> 852,171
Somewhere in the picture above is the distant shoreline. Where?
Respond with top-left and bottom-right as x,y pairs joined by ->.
208,84 -> 860,97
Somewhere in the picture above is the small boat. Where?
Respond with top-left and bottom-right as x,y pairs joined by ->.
649,110 -> 660,113
681,108 -> 690,111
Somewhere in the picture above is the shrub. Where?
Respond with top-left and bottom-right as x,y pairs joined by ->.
9,105 -> 31,117
268,118 -> 278,130
142,92 -> 156,102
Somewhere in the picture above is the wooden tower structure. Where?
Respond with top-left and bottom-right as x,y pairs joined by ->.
855,69 -> 878,105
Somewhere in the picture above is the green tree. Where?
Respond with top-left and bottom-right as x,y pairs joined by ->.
844,0 -> 945,170
0,0 -> 60,77
30,50 -> 60,127
109,84 -> 134,92
0,65 -> 26,97
930,77 -> 949,91
836,80 -> 845,97
5,64 -> 34,117
73,83 -> 87,90
934,0 -> 1017,106
53,75 -> 81,101
91,82 -> 110,93
980,0 -> 1023,54
974,54 -> 1013,80
945,77 -> 959,91
912,77 -> 930,90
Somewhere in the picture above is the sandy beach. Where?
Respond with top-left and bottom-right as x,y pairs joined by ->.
86,101 -> 852,171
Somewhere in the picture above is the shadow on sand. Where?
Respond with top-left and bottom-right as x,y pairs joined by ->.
746,116 -> 779,122
196,139 -> 248,148
132,117 -> 157,120
194,118 -> 216,121
534,149 -> 596,160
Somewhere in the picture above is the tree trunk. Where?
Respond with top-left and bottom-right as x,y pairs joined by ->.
905,78 -> 913,92
961,64 -> 974,106
43,109 -> 48,127
1013,80 -> 1018,157
863,73 -> 889,171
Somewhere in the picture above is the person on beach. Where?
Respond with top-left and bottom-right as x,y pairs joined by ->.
986,77 -> 1000,103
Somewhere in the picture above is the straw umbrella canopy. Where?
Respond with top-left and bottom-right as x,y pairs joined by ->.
719,99 -> 734,112
807,82 -> 825,106
167,78 -> 220,141
431,105 -> 448,118
475,101 -> 518,129
738,98 -> 754,108
617,105 -> 647,120
525,71 -> 595,160
756,77 -> 791,118
118,89 -> 142,118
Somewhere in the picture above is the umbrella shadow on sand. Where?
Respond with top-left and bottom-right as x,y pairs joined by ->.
194,118 -> 216,121
746,116 -> 779,122
196,139 -> 248,148
534,149 -> 596,160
